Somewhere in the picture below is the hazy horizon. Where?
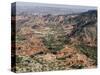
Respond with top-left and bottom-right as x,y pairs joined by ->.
15,2 -> 97,10
12,2 -> 97,15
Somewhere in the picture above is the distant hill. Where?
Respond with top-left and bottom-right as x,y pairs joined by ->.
69,10 -> 97,46
15,2 -> 96,15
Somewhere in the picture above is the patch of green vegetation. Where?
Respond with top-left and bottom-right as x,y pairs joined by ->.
15,55 -> 68,72
75,43 -> 97,64
16,35 -> 26,42
70,64 -> 84,69
16,55 -> 23,63
43,23 -> 70,52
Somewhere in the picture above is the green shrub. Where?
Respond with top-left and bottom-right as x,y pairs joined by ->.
16,55 -> 23,63
16,35 -> 26,42
70,64 -> 84,69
